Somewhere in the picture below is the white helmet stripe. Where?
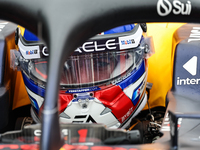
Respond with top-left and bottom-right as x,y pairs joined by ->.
25,86 -> 44,108
123,72 -> 146,99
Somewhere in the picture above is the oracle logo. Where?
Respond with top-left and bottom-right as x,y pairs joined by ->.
75,39 -> 118,54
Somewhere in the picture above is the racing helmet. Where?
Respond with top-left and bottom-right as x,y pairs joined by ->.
12,24 -> 154,128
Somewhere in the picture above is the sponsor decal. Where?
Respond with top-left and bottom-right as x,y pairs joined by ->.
34,129 -> 69,136
183,56 -> 197,76
157,0 -> 192,16
26,49 -> 38,55
74,26 -> 142,54
121,39 -> 135,45
74,38 -> 119,54
177,56 -> 199,85
66,86 -> 100,93
188,27 -> 200,42
161,113 -> 182,131
18,39 -> 40,59
42,46 -> 49,56
112,72 -> 132,85
121,107 -> 134,122
34,129 -> 70,145
177,77 -> 200,85
73,115 -> 96,123
119,26 -> 142,50
0,22 -> 8,32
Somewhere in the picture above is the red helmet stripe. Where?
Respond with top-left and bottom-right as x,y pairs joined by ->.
35,67 -> 47,79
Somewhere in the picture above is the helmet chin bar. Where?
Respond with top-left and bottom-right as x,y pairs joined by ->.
0,0 -> 200,150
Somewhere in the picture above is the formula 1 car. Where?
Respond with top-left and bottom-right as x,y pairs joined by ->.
0,0 -> 200,150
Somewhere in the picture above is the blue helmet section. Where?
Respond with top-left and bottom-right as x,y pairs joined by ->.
117,60 -> 145,90
104,24 -> 135,34
24,29 -> 39,41
22,72 -> 45,97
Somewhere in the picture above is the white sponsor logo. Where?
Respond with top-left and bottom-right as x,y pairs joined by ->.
188,27 -> 200,42
161,113 -> 182,132
177,56 -> 198,85
177,77 -> 200,85
112,72 -> 131,85
42,46 -> 49,56
0,22 -> 8,32
34,129 -> 68,136
183,56 -> 197,76
157,0 -> 192,16
75,39 -> 117,53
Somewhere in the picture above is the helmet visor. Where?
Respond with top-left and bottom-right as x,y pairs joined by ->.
28,48 -> 143,88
